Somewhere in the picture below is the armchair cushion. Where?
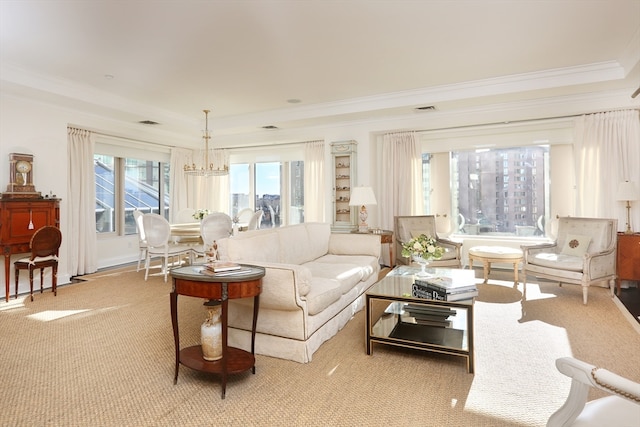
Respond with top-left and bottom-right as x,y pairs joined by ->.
561,234 -> 591,257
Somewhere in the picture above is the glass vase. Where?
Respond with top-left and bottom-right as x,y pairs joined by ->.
412,255 -> 430,277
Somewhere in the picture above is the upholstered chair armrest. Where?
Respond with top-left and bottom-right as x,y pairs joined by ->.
436,237 -> 462,256
521,242 -> 558,263
583,247 -> 617,278
548,357 -> 640,427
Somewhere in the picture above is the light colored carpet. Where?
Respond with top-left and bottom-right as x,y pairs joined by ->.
1,268 -> 638,426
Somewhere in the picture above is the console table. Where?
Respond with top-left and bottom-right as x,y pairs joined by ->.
170,265 -> 265,399
0,198 -> 60,301
616,233 -> 640,295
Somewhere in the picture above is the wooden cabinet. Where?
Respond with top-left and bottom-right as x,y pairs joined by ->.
616,233 -> 640,295
331,140 -> 357,232
0,198 -> 60,301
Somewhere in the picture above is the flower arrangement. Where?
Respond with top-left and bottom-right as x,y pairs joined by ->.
192,209 -> 211,221
401,234 -> 444,261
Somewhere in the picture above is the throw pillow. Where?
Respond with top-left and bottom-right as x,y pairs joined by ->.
561,234 -> 591,257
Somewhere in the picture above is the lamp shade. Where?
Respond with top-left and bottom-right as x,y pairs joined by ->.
349,186 -> 377,206
616,181 -> 640,201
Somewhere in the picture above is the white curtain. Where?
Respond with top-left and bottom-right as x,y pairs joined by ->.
304,140 -> 325,222
169,148 -> 230,220
169,148 -> 191,222
67,127 -> 97,275
380,132 -> 423,231
573,109 -> 640,231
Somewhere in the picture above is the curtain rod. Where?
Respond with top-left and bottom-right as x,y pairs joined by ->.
414,108 -> 640,135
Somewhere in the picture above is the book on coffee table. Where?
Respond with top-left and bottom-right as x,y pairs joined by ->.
204,261 -> 241,272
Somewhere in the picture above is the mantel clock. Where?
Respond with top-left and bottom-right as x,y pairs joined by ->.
3,153 -> 41,199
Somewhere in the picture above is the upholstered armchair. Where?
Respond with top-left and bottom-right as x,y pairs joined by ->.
521,217 -> 617,305
394,215 -> 462,268
547,357 -> 640,427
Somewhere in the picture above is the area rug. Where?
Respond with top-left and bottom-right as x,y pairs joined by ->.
0,271 -> 638,426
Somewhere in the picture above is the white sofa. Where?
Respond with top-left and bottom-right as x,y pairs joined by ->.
215,222 -> 381,363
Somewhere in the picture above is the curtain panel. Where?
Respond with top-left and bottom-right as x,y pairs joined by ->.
67,127 -> 98,275
573,109 -> 640,232
304,140 -> 325,222
380,132 -> 423,231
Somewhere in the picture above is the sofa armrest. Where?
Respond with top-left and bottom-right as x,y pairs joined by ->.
329,233 -> 381,257
242,262 -> 311,311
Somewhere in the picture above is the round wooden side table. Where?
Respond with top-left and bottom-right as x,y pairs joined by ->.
170,264 -> 265,399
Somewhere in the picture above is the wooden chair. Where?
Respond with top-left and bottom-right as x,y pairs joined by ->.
14,226 -> 62,301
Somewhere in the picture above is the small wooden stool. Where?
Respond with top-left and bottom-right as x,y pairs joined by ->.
468,246 -> 523,284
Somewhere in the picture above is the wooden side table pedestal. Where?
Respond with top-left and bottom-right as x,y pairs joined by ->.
170,265 -> 265,399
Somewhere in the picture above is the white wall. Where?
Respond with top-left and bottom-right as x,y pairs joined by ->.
0,89 -> 635,300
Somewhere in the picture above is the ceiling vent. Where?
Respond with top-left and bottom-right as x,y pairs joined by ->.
262,125 -> 279,130
414,106 -> 436,112
138,120 -> 160,125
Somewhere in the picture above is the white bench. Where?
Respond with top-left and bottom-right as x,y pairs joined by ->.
468,246 -> 523,284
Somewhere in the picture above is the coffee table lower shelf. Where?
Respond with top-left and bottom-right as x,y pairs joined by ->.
179,345 -> 256,375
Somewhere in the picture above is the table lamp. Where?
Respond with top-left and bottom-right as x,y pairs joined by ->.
616,180 -> 639,234
349,186 -> 377,232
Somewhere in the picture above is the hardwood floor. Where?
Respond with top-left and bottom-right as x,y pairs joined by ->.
618,286 -> 640,324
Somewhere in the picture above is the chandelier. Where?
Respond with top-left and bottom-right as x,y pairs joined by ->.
184,109 -> 229,177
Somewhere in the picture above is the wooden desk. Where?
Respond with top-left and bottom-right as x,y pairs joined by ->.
170,265 -> 265,399
616,233 -> 640,295
1,198 -> 60,301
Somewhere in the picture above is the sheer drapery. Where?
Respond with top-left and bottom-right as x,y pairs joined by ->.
573,109 -> 640,231
67,127 -> 97,275
304,140 -> 325,222
380,132 -> 423,231
169,148 -> 230,220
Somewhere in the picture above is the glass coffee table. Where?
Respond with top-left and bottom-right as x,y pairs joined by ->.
365,265 -> 475,373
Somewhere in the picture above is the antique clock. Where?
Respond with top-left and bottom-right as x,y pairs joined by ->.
3,153 -> 41,199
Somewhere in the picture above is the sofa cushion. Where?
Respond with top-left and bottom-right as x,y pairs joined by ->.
561,234 -> 591,257
221,229 -> 280,263
305,278 -> 343,315
314,254 -> 377,280
304,222 -> 331,260
530,252 -> 584,272
303,260 -> 365,294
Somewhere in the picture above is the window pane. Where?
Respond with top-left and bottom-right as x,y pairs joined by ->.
95,155 -> 115,233
230,163 -> 250,218
124,159 -> 162,234
422,153 -> 431,213
289,161 -> 304,224
452,146 -> 549,236
255,162 -> 281,228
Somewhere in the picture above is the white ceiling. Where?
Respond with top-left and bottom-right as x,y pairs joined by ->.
1,0 -> 639,146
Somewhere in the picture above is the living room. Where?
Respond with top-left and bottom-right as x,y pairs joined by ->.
1,3 -> 639,425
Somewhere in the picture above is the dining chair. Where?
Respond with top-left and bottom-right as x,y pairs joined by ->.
236,208 -> 254,224
132,210 -> 147,272
192,213 -> 233,261
142,213 -> 193,282
14,226 -> 62,301
247,210 -> 263,230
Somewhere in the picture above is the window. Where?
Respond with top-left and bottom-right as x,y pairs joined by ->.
95,155 -> 169,235
229,152 -> 304,228
451,146 -> 549,236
